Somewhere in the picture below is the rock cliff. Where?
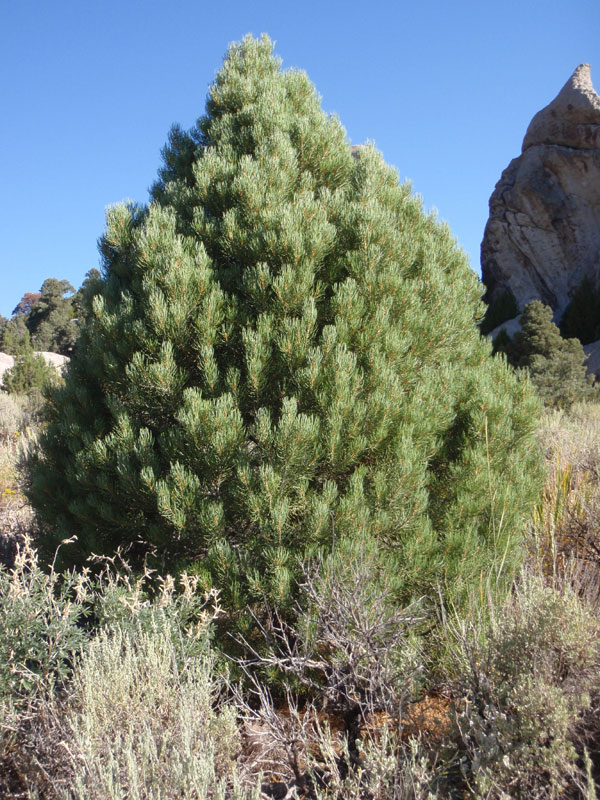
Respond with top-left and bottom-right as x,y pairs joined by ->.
481,64 -> 600,318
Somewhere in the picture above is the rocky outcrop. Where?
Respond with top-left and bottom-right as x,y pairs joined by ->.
481,64 -> 600,318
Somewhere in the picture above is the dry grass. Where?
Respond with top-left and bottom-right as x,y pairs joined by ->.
531,402 -> 600,576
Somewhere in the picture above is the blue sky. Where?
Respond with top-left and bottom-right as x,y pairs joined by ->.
1,0 -> 598,318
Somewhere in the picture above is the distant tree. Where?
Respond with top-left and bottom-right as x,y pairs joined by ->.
12,292 -> 41,317
71,268 -> 102,329
1,314 -> 30,355
560,278 -> 600,345
500,301 -> 597,409
5,274 -> 97,358
508,302 -> 566,366
26,279 -> 77,354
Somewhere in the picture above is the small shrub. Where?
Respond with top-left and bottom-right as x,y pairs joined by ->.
449,573 -> 600,798
51,627 -> 256,800
240,542 -> 427,713
3,350 -> 62,396
0,411 -> 40,570
0,393 -> 30,441
88,551 -> 224,666
238,687 -> 442,800
311,732 -> 441,800
235,542 -> 431,792
0,538 -> 88,703
0,542 -> 258,799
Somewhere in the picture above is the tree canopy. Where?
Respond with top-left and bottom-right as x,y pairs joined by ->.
3,271 -> 100,358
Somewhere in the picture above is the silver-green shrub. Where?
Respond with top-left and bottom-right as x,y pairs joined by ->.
450,573 -> 600,798
0,393 -> 31,442
0,542 -> 261,799
54,626 -> 258,800
0,539 -> 88,702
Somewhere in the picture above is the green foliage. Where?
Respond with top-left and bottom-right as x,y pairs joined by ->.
450,574 -> 600,798
480,290 -> 519,336
1,322 -> 62,396
509,301 -> 565,364
26,278 -> 78,354
71,268 -> 102,327
2,351 -> 60,396
30,36 -> 542,619
560,277 -> 600,345
0,540 -> 88,702
1,313 -> 30,355
5,275 -> 94,358
527,347 -> 598,411
503,301 -> 598,410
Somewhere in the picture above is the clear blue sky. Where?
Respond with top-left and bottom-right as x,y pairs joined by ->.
1,0 -> 598,318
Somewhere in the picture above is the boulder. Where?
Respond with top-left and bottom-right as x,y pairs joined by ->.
481,64 -> 600,319
37,351 -> 70,372
0,353 -> 14,383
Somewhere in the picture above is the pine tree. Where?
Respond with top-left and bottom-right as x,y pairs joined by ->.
29,36 -> 542,617
502,301 -> 597,409
26,278 -> 78,354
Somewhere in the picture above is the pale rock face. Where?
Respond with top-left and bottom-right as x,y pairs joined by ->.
487,316 -> 522,343
523,64 -> 600,151
481,64 -> 600,318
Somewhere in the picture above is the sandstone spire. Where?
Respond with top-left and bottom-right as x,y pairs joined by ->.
481,64 -> 600,320
522,64 -> 600,151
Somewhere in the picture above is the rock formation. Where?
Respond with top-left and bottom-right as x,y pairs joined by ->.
481,64 -> 600,318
